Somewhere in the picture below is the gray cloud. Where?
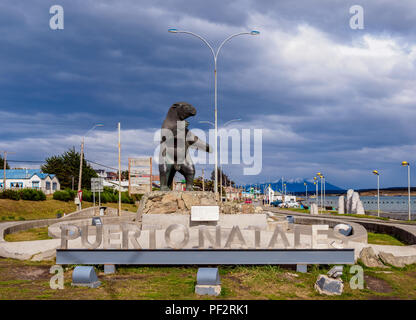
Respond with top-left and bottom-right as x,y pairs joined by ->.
1,0 -> 416,189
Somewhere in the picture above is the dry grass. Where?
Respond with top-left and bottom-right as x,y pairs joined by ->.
4,227 -> 52,242
0,196 -> 137,221
1,258 -> 416,300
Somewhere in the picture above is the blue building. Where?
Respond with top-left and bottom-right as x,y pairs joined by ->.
0,169 -> 60,195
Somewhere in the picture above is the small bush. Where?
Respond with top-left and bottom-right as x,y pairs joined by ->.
19,189 -> 46,201
0,190 -> 21,200
53,190 -> 72,202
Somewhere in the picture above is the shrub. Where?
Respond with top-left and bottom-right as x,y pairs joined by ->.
53,190 -> 72,202
0,190 -> 21,200
19,189 -> 46,201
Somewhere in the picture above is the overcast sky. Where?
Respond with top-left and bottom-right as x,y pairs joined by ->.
1,0 -> 416,189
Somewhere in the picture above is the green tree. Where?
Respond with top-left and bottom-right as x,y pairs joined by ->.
0,155 -> 10,169
210,168 -> 234,187
41,147 -> 97,189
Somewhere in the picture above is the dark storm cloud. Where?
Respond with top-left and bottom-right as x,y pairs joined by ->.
1,0 -> 416,189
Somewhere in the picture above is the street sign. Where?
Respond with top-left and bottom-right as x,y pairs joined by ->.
128,157 -> 152,195
78,190 -> 83,202
91,178 -> 104,192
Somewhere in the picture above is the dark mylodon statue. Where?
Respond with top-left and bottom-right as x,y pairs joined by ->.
159,102 -> 212,191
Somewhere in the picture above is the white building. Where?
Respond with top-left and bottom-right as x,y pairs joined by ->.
1,169 -> 60,195
267,187 -> 297,203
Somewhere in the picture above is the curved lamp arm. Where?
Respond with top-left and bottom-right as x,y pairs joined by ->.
172,30 -> 216,62
216,32 -> 252,60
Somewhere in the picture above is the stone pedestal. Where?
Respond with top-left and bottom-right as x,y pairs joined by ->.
135,191 -> 257,224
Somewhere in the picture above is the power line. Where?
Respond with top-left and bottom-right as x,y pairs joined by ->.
85,159 -> 118,171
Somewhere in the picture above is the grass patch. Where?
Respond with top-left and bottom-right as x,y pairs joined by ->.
343,214 -> 389,221
4,227 -> 52,242
2,258 -> 416,299
0,196 -> 137,221
367,232 -> 406,246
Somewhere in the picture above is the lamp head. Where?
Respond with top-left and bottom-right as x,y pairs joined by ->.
250,30 -> 260,35
402,161 -> 409,166
373,170 -> 379,175
168,28 -> 178,33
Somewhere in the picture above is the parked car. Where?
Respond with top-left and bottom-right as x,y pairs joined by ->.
278,200 -> 300,208
270,200 -> 282,207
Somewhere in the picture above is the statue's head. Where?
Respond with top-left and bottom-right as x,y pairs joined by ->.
171,102 -> 196,120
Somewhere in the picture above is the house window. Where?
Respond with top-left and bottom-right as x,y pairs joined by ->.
52,182 -> 57,190
10,182 -> 23,189
32,181 -> 40,189
46,182 -> 51,190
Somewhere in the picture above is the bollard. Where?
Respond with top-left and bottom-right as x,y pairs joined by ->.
72,266 -> 101,288
286,215 -> 295,224
195,268 -> 221,296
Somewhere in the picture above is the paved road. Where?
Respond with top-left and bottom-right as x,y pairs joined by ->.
265,206 -> 416,233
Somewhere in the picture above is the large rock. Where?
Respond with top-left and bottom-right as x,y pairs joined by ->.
241,203 -> 254,214
344,189 -> 364,214
310,203 -> 318,215
359,247 -> 385,268
338,196 -> 345,214
137,191 -> 251,215
345,189 -> 354,213
350,192 -> 360,214
182,193 -> 201,209
378,252 -> 416,268
254,206 -> 263,213
356,200 -> 365,215
314,275 -> 343,295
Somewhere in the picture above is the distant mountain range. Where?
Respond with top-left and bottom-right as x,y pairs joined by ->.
242,178 -> 344,194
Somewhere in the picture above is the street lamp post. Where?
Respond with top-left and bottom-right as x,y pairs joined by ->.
304,182 -> 308,201
322,175 -> 326,210
402,161 -> 411,220
317,173 -> 323,213
313,177 -> 318,207
77,124 -> 103,211
168,28 -> 259,200
373,170 -> 380,217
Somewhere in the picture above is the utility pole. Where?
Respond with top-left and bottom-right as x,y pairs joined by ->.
77,138 -> 84,211
219,166 -> 222,202
118,122 -> 122,216
1,151 -> 15,191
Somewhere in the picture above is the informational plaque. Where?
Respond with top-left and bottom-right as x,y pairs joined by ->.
128,157 -> 152,195
191,206 -> 220,221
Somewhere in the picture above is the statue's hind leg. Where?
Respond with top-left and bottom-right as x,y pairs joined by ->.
166,165 -> 176,190
159,163 -> 170,191
179,164 -> 195,191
